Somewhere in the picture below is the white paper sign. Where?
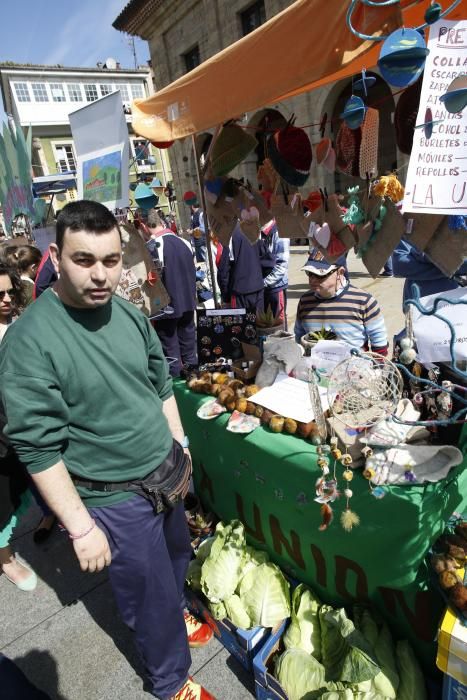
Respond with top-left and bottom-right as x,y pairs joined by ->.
411,287 -> 467,363
249,372 -> 329,423
402,19 -> 467,215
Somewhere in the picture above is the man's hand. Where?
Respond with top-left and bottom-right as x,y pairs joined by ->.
73,525 -> 112,573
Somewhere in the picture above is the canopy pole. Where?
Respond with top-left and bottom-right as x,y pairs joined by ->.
191,133 -> 220,309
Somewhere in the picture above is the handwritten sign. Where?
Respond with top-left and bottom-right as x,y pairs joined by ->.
403,19 -> 467,215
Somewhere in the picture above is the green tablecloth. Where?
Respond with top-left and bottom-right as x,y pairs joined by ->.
174,380 -> 467,668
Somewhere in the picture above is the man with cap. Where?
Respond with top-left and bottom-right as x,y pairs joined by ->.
184,193 -> 206,263
294,248 -> 388,355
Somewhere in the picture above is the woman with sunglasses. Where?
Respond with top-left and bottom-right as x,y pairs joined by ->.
0,263 -> 37,590
0,262 -> 25,341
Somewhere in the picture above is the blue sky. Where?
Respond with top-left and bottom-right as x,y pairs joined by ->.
0,0 -> 149,70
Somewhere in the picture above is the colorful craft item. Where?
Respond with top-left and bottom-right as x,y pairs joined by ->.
353,70 -> 376,96
151,140 -> 174,149
314,223 -> 332,249
378,28 -> 429,88
425,2 -> 443,24
210,123 -> 258,177
315,138 -> 336,173
359,107 -> 379,180
372,174 -> 404,203
335,122 -> 362,176
340,95 -> 367,130
134,183 -> 159,210
302,191 -> 322,212
440,75 -> 467,114
414,107 -> 443,139
267,124 -> 312,186
183,190 -> 198,206
204,177 -> 224,205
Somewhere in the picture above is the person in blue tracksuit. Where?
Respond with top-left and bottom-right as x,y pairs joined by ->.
216,224 -> 264,313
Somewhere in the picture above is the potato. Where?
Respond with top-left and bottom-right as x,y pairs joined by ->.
284,418 -> 298,434
244,384 -> 260,397
269,415 -> 285,433
227,379 -> 244,392
209,383 -> 222,396
216,373 -> 229,385
255,406 -> 264,419
217,388 -> 235,406
296,421 -> 314,438
245,401 -> 257,415
260,409 -> 274,425
199,372 -> 212,382
235,398 -> 248,413
226,399 -> 237,412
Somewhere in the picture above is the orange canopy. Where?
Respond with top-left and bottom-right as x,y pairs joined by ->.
132,0 -> 467,142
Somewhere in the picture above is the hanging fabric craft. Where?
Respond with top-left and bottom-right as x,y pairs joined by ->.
358,107 -> 379,180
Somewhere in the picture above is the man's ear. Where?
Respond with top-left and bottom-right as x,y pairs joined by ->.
49,243 -> 61,274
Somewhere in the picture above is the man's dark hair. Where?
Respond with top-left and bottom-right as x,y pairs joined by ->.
56,200 -> 119,251
147,208 -> 165,230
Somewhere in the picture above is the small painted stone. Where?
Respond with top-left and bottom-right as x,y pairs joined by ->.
322,465 -> 330,476
363,467 -> 376,480
344,488 -> 353,499
361,445 -> 373,458
311,435 -> 322,446
330,436 -> 338,448
321,444 -> 331,453
317,457 -> 330,468
342,469 -> 354,481
341,454 -> 353,466
331,448 -> 342,460
372,486 -> 386,499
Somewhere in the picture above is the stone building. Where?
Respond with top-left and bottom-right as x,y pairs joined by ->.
114,0 -> 404,228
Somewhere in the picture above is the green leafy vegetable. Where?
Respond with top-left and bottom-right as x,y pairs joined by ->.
209,601 -> 227,620
275,648 -> 327,700
283,584 -> 322,660
201,520 -> 245,602
186,558 -> 203,592
396,640 -> 427,700
373,623 -> 399,698
224,594 -> 251,629
239,562 -> 290,628
320,607 -> 380,684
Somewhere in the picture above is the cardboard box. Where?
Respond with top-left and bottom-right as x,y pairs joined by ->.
233,342 -> 262,381
185,586 -> 270,671
252,620 -> 289,700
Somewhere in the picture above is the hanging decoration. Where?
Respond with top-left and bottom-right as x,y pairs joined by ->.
340,95 -> 367,130
353,69 -> 376,97
439,75 -> 467,114
377,27 -> 430,88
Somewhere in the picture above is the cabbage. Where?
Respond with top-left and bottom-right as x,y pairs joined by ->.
238,562 -> 290,628
275,648 -> 327,700
186,558 -> 203,592
201,520 -> 245,602
353,607 -> 398,698
283,584 -> 322,660
396,640 -> 427,700
224,594 -> 251,629
209,601 -> 227,619
240,546 -> 269,580
195,536 -> 214,563
320,607 -> 380,684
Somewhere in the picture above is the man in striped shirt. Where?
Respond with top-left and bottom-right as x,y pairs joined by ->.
294,249 -> 388,355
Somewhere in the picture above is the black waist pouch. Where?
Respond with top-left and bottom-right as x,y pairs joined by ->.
125,440 -> 191,514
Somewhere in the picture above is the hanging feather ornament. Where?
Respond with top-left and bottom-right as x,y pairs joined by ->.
341,508 -> 360,532
319,503 -> 334,531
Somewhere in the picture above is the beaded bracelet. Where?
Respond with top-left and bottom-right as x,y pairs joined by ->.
68,519 -> 96,540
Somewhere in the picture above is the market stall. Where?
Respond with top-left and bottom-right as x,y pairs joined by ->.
175,379 -> 467,669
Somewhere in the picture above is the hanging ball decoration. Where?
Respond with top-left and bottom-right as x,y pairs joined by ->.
343,469 -> 354,482
363,467 -> 376,480
340,95 -> 367,130
440,75 -> 467,114
344,488 -> 353,499
424,2 -> 442,24
399,348 -> 417,365
378,28 -> 429,88
400,337 -> 414,351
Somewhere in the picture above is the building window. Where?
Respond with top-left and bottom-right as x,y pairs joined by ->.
100,84 -> 113,97
31,82 -> 49,102
84,84 -> 98,102
130,83 -> 144,99
240,1 -> 266,36
132,138 -> 153,167
67,83 -> 83,102
117,84 -> 130,102
50,83 -> 66,102
54,143 -> 76,173
14,82 -> 30,102
183,45 -> 200,73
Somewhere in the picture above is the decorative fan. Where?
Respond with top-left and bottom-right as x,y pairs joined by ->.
327,351 -> 403,429
308,367 -> 327,440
